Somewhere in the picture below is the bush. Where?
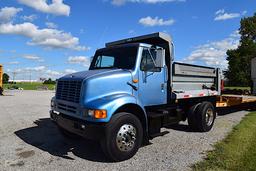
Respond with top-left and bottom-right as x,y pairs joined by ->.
43,78 -> 56,85
3,73 -> 9,84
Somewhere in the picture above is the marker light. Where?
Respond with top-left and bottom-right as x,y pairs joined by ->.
133,79 -> 139,83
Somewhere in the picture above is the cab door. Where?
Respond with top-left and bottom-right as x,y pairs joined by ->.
138,48 -> 167,106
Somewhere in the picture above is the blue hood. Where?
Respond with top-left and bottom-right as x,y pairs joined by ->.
59,69 -> 126,81
58,69 -> 134,104
80,69 -> 133,104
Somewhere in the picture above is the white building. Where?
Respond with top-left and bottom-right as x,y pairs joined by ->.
8,80 -> 39,83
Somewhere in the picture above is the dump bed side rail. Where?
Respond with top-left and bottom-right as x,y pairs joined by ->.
172,62 -> 221,100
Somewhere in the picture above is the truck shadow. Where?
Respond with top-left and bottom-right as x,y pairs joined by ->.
14,118 -> 109,162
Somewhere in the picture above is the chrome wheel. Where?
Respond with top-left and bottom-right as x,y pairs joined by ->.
205,108 -> 214,126
116,124 -> 136,152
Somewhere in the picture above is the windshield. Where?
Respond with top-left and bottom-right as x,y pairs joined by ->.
90,46 -> 138,70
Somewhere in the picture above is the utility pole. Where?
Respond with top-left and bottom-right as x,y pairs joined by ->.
12,71 -> 17,83
29,71 -> 32,83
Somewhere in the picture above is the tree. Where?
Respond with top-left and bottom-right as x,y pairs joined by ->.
43,78 -> 56,84
225,13 -> 256,86
3,73 -> 9,84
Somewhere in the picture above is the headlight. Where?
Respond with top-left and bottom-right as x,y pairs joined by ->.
51,100 -> 55,108
88,110 -> 94,117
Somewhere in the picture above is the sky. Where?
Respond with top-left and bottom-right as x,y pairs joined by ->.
0,0 -> 255,81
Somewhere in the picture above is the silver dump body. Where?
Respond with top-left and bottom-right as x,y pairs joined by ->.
172,62 -> 221,99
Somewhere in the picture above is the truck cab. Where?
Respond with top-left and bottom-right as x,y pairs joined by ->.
50,32 -> 220,161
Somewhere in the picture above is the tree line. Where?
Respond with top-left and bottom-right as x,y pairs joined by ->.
2,73 -> 55,84
225,13 -> 256,86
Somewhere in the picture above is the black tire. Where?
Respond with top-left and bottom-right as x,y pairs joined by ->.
58,125 -> 81,139
100,112 -> 143,162
187,103 -> 200,130
195,102 -> 216,132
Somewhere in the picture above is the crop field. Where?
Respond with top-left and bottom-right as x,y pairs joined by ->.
3,82 -> 55,90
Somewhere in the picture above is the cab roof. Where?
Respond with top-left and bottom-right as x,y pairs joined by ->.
105,32 -> 172,48
105,32 -> 173,61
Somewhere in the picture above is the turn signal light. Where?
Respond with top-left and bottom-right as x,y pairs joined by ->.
94,110 -> 107,119
89,109 -> 107,119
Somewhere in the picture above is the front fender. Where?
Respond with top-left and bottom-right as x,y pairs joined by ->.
84,93 -> 144,122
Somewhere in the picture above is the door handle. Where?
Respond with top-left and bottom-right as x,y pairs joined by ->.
161,83 -> 165,91
164,66 -> 168,83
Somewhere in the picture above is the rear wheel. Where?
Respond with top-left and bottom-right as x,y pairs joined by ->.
100,112 -> 143,161
187,103 -> 200,130
188,101 -> 216,132
197,102 -> 216,132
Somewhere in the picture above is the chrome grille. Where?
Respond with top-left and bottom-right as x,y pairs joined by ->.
56,80 -> 82,103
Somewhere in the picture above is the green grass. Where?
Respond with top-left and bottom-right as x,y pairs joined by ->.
3,82 -> 55,90
225,86 -> 251,90
193,112 -> 256,171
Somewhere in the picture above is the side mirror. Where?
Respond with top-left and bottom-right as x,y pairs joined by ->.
155,49 -> 165,68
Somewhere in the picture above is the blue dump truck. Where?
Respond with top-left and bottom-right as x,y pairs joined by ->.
50,32 -> 222,161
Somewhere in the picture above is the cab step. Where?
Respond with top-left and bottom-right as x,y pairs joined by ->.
147,112 -> 168,118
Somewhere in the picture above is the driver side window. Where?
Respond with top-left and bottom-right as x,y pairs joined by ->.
140,49 -> 160,72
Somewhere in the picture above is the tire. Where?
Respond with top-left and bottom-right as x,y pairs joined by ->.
58,125 -> 81,139
195,102 -> 216,132
187,103 -> 200,130
100,112 -> 143,162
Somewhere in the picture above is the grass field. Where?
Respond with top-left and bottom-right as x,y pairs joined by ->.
225,87 -> 251,90
193,112 -> 256,171
3,82 -> 55,90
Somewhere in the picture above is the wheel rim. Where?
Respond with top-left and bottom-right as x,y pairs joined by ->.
116,124 -> 136,152
205,108 -> 214,126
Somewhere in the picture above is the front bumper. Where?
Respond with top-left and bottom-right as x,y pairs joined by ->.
50,110 -> 106,140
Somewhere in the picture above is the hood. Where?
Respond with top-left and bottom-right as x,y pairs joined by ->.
81,69 -> 133,104
59,69 -> 128,81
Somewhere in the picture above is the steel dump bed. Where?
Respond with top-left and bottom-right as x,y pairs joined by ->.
172,62 -> 221,100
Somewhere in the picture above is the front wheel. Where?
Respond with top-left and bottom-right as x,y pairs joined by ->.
101,112 -> 143,161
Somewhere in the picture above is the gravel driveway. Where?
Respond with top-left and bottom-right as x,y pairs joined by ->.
0,90 -> 248,171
